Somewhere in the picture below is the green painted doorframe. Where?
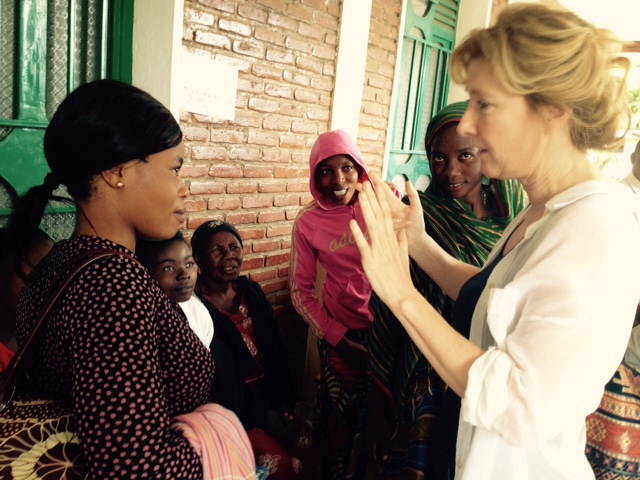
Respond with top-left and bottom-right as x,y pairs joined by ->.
387,0 -> 459,194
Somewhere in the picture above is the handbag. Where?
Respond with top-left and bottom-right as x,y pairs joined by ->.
586,361 -> 640,479
0,249 -> 133,480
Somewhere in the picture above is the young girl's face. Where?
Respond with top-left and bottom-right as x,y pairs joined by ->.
315,154 -> 361,206
148,241 -> 197,303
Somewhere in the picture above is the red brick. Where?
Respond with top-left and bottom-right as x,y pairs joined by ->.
198,0 -> 235,13
253,240 -> 280,253
242,195 -> 273,208
274,166 -> 300,178
287,4 -> 314,23
278,266 -> 289,278
190,181 -> 225,195
295,56 -> 322,74
233,40 -> 264,59
185,198 -> 206,212
211,129 -> 244,143
208,196 -> 241,210
267,224 -> 292,237
286,182 -> 309,193
285,36 -> 313,54
244,165 -> 273,178
184,7 -> 215,26
230,147 -> 261,161
237,79 -> 264,94
279,135 -> 306,149
263,115 -> 292,131
248,97 -> 279,113
209,164 -> 243,178
286,208 -> 301,221
312,43 -> 335,61
247,131 -> 279,146
239,228 -> 266,241
298,22 -> 325,42
262,148 -> 291,163
261,278 -> 288,294
219,18 -> 252,36
291,152 -> 308,164
274,194 -> 299,207
291,120 -> 317,134
282,237 -> 292,249
242,256 -> 265,270
266,49 -> 294,65
265,84 -> 293,99
226,182 -> 258,194
180,165 -> 208,177
283,70 -> 310,87
192,145 -> 227,161
267,12 -> 298,32
194,30 -> 231,49
278,103 -> 306,117
310,76 -> 332,91
300,0 -> 326,10
293,89 -> 319,104
232,111 -> 263,128
259,211 -> 286,223
249,268 -> 278,282
237,3 -> 268,23
226,211 -> 257,224
258,181 -> 286,193
254,25 -> 285,46
182,125 -> 209,141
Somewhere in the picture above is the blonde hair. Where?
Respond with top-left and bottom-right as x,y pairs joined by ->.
450,2 -> 631,151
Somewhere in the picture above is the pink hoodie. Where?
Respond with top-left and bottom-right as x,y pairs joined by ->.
289,130 -> 374,347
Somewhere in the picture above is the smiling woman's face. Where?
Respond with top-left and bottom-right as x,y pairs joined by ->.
315,154 -> 362,206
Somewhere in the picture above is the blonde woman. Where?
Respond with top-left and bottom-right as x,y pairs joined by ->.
351,4 -> 640,479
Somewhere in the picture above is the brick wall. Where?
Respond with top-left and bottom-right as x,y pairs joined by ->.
181,0 -> 401,394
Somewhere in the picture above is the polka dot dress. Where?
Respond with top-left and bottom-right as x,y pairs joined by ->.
17,236 -> 214,479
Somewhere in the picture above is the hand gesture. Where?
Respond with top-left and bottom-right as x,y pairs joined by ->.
350,175 -> 415,309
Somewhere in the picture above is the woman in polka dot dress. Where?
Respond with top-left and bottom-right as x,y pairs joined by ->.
5,80 -> 220,478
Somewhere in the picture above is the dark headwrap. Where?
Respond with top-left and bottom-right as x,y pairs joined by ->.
368,102 -> 527,409
424,100 -> 469,156
190,220 -> 243,255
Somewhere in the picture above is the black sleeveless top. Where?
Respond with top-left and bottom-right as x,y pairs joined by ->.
429,251 -> 504,480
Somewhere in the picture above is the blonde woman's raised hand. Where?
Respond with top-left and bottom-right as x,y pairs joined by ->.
350,176 -> 414,308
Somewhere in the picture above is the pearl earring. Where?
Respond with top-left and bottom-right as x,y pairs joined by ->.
116,182 -> 124,188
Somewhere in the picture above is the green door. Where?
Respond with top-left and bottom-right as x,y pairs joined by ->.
387,0 -> 459,195
0,0 -> 133,238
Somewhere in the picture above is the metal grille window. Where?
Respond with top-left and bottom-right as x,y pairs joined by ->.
387,0 -> 460,195
0,0 -> 133,240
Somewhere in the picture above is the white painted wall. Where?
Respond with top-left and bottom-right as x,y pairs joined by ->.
132,0 -> 184,119
448,0 -> 492,104
330,0 -> 373,139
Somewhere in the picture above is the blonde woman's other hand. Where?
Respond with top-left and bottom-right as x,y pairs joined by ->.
350,179 -> 414,309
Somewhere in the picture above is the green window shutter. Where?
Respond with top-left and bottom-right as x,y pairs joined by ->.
0,0 -> 133,239
387,0 -> 459,195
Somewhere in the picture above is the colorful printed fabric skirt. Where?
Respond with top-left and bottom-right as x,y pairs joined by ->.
586,361 -> 640,479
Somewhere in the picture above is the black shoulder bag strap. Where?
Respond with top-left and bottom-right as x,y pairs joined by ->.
0,248 -> 136,407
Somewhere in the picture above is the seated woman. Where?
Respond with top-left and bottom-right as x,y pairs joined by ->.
136,232 -> 213,350
356,101 -> 526,478
191,220 -> 317,479
0,176 -> 54,371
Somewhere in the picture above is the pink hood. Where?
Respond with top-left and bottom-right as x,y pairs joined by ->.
309,130 -> 371,211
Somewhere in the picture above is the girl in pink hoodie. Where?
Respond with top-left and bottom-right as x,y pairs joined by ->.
290,130 -> 391,479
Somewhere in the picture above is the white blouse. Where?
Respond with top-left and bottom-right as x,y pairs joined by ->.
455,180 -> 640,480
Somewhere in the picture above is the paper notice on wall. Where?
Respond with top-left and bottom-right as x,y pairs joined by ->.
181,50 -> 237,120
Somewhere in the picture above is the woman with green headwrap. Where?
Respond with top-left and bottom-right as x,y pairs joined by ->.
351,101 -> 526,479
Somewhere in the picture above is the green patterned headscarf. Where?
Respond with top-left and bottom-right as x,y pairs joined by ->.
368,101 -> 526,408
